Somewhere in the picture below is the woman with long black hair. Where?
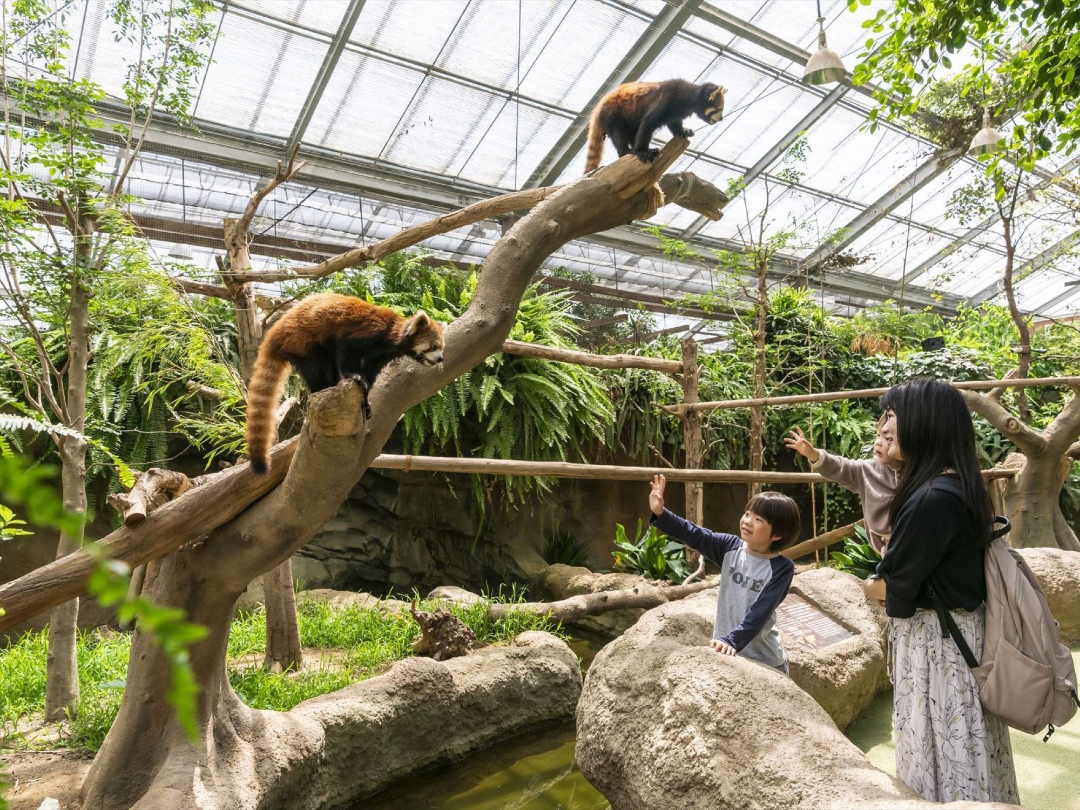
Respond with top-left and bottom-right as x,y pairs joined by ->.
864,378 -> 1019,803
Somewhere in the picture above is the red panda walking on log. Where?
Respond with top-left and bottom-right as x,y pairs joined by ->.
245,293 -> 445,474
584,80 -> 726,172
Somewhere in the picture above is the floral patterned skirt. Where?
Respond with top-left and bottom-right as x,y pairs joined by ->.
887,606 -> 1020,804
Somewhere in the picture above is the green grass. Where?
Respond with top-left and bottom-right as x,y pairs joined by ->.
0,592 -> 564,754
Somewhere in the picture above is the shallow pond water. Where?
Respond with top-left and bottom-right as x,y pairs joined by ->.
361,635 -> 610,810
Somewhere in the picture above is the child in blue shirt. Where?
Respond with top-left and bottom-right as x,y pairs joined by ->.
648,474 -> 801,673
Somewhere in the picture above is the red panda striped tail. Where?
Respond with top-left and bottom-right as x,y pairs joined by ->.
245,343 -> 291,475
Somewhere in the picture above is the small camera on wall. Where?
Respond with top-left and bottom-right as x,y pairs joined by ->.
921,336 -> 945,352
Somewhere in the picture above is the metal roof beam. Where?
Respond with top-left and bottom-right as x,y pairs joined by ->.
682,83 -> 848,239
284,0 -> 367,157
903,155 -> 1080,285
1032,281 -> 1080,315
799,148 -> 962,271
524,0 -> 702,189
970,228 -> 1080,305
68,99 -> 963,311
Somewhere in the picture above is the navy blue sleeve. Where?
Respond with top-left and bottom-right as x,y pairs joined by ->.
876,487 -> 962,618
719,556 -> 794,652
649,509 -> 741,567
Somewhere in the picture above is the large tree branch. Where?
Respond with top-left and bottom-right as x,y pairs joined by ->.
200,139 -> 697,577
236,144 -> 307,235
1042,385 -> 1080,453
0,139 -> 707,629
960,389 -> 1046,455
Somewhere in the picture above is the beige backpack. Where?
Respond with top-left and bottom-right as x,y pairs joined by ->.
930,501 -> 1080,741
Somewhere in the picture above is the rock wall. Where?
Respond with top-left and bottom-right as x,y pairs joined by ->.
293,467 -> 748,595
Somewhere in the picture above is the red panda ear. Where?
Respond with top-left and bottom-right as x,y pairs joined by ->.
402,311 -> 430,337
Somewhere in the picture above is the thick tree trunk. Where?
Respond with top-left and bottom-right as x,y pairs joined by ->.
80,141 -> 702,809
224,215 -> 303,673
999,452 -> 1080,550
749,262 -> 768,497
46,249 -> 91,721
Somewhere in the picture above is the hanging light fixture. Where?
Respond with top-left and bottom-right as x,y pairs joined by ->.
802,0 -> 846,86
168,158 -> 194,261
968,106 -> 1003,157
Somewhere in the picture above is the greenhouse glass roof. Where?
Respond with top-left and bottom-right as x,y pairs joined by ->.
35,0 -> 1080,337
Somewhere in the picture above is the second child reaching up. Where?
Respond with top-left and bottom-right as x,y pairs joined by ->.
648,474 -> 800,674
784,418 -> 899,554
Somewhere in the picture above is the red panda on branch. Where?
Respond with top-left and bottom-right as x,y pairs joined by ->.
584,79 -> 726,173
245,293 -> 445,474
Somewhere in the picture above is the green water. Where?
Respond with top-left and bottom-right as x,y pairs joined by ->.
846,649 -> 1080,810
362,635 -> 610,810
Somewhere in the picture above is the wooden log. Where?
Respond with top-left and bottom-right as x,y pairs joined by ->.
500,339 -> 682,374
107,468 -> 193,527
487,576 -> 720,622
782,522 -> 860,561
660,375 -> 1080,414
0,439 -> 298,633
370,454 -> 1017,483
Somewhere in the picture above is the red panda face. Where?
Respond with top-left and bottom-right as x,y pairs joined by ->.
702,86 -> 726,124
402,311 -> 445,366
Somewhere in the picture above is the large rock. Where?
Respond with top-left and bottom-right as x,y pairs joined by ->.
260,631 -> 580,808
1018,548 -> 1080,645
786,568 -> 890,729
576,596 -> 1013,810
537,564 -> 649,637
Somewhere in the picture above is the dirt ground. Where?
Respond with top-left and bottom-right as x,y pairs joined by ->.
2,750 -> 90,810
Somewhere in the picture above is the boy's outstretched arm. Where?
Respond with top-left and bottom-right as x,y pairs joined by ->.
717,557 -> 794,651
648,474 -> 740,566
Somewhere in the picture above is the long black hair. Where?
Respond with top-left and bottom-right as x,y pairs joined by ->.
880,378 -> 994,545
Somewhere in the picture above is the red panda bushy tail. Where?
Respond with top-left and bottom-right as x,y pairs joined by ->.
584,106 -> 606,173
245,342 -> 291,475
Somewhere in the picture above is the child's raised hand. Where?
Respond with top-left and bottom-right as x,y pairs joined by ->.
649,474 -> 666,515
783,427 -> 819,463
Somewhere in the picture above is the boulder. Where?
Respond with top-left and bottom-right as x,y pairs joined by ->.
262,631 -> 580,808
576,595 -> 1013,810
426,585 -> 485,606
786,568 -> 890,729
296,588 -> 408,613
1017,548 -> 1080,646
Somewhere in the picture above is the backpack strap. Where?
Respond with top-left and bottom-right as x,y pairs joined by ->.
928,583 -> 981,669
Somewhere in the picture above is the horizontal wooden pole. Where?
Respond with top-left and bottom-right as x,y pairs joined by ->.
782,522 -> 860,561
659,376 -> 1080,414
371,454 -> 1016,484
500,339 -> 682,374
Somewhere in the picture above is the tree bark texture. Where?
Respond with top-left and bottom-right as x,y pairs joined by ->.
225,211 -> 303,673
80,139 -> 704,809
962,387 -> 1080,550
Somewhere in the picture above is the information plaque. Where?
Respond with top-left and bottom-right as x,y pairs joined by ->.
775,593 -> 855,650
